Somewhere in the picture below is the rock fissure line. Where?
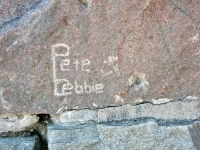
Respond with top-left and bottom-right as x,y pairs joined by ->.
100,117 -> 200,127
171,0 -> 191,19
92,96 -> 199,110
153,3 -> 183,99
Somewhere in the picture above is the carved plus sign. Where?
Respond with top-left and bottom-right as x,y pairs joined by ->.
73,59 -> 80,71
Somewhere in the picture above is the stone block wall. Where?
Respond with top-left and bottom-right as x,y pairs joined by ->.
0,97 -> 199,150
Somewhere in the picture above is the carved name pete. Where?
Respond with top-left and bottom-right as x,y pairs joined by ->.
52,43 -> 104,96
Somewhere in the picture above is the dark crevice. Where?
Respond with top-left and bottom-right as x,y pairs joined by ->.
95,97 -> 199,110
33,114 -> 50,150
100,117 -> 200,127
37,114 -> 50,123
0,130 -> 31,138
33,131 -> 47,150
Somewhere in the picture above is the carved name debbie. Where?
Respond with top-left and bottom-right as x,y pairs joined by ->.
52,43 -> 104,96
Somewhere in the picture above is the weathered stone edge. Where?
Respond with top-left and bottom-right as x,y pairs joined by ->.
50,96 -> 200,125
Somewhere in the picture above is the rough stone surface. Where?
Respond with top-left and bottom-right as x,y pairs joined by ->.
51,109 -> 97,125
189,121 -> 200,150
0,114 -> 39,136
47,99 -> 200,150
47,121 -> 199,150
98,98 -> 200,123
50,98 -> 200,125
1,0 -> 200,148
0,0 -> 199,113
0,134 -> 40,150
47,123 -> 100,150
0,0 -> 42,27
94,122 -> 197,150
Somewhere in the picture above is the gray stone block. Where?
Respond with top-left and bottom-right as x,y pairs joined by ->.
47,123 -> 100,150
51,109 -> 97,125
47,121 -> 199,150
0,114 -> 39,135
98,99 -> 200,123
188,121 -> 200,150
0,134 -> 40,150
92,121 -> 197,150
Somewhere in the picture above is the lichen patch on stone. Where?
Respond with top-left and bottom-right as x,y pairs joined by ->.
128,73 -> 149,92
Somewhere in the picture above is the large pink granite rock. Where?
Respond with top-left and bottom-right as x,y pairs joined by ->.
0,0 -> 199,113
